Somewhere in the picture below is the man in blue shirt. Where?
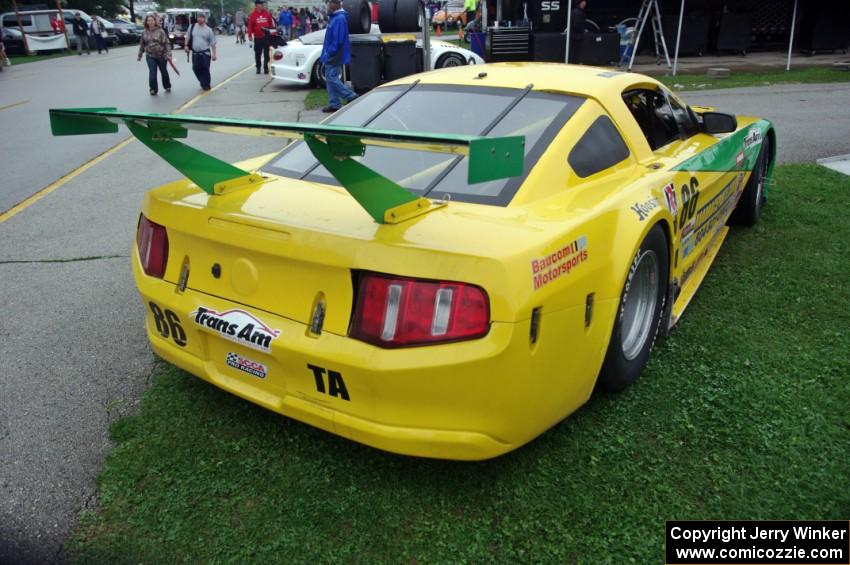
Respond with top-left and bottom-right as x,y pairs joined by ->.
278,5 -> 292,40
320,0 -> 357,113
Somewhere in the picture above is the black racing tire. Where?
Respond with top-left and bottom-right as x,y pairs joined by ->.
394,0 -> 420,32
598,224 -> 669,392
378,0 -> 398,33
311,60 -> 326,87
729,134 -> 771,227
343,0 -> 371,34
436,52 -> 467,68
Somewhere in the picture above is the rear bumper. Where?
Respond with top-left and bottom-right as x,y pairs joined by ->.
134,260 -> 550,460
270,61 -> 311,85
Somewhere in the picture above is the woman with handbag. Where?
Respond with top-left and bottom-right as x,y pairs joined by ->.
90,17 -> 109,54
138,15 -> 172,95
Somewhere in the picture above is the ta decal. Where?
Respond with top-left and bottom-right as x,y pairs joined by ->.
149,302 -> 187,347
307,364 -> 350,401
191,306 -> 281,353
226,352 -> 267,379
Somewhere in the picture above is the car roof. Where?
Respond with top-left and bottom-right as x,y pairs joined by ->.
388,63 -> 662,101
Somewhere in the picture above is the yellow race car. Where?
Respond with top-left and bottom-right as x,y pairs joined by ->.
50,63 -> 775,460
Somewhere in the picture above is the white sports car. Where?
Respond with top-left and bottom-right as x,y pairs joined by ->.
270,25 -> 483,87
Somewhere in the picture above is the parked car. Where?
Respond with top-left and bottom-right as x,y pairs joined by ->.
109,17 -> 142,44
271,24 -> 482,87
431,0 -> 467,28
49,63 -> 775,460
165,8 -> 210,48
0,9 -> 117,50
1,26 -> 25,54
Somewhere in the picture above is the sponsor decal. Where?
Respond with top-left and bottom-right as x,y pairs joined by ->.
307,364 -> 350,401
743,127 -> 763,151
191,306 -> 281,353
682,178 -> 738,258
663,183 -> 678,216
631,197 -> 660,221
226,352 -> 267,379
149,302 -> 187,347
531,236 -> 589,291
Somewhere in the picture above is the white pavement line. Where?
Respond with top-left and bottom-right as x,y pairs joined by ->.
0,63 -> 253,225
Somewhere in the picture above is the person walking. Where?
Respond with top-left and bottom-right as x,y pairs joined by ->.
138,14 -> 172,95
320,0 -> 356,113
234,8 -> 246,43
247,0 -> 273,74
278,5 -> 292,40
90,16 -> 109,54
296,8 -> 307,37
185,12 -> 217,90
71,13 -> 90,55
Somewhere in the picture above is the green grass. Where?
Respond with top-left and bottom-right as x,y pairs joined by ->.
304,88 -> 329,110
9,50 -> 74,65
68,164 -> 850,563
656,67 -> 850,91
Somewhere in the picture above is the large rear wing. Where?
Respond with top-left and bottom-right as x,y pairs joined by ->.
49,108 -> 525,223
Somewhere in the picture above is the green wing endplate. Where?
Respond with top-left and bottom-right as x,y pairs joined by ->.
49,108 -> 524,213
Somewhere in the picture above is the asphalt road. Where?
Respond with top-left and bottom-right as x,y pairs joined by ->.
1,58 -> 849,563
0,38 -> 313,563
0,40 -> 254,213
680,82 -> 850,164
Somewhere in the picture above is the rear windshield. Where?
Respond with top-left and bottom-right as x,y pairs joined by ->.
262,84 -> 583,206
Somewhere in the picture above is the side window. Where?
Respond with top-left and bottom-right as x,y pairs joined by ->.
568,115 -> 631,178
667,92 -> 700,138
622,89 -> 680,150
5,15 -> 32,26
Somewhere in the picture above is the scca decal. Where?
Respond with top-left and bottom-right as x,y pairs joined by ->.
663,183 -> 678,216
226,352 -> 267,379
307,364 -> 350,401
149,302 -> 186,347
191,306 -> 281,353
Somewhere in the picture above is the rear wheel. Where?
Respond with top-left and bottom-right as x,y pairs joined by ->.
598,225 -> 669,392
436,52 -> 467,68
729,135 -> 771,226
311,60 -> 326,87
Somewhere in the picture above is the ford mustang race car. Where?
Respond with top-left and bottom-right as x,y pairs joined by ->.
50,63 -> 774,460
270,25 -> 483,87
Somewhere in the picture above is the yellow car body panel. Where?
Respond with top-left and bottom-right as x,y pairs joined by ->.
131,63 -> 775,459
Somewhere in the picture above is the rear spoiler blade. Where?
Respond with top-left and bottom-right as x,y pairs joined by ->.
49,107 -> 525,224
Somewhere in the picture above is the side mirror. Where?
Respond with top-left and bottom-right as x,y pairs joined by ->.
701,112 -> 738,134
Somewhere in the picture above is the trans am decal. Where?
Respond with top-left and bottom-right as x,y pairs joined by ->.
226,352 -> 268,378
191,306 -> 282,353
531,236 -> 588,290
743,127 -> 763,151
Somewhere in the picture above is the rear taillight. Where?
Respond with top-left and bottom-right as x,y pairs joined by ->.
350,273 -> 489,347
136,214 -> 169,278
273,50 -> 283,60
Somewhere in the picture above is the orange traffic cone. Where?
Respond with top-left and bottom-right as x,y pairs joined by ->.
436,24 -> 441,36
458,24 -> 463,40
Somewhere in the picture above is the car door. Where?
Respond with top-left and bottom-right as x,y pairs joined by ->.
621,87 -> 736,288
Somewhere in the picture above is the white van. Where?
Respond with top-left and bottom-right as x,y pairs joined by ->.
0,9 -> 117,50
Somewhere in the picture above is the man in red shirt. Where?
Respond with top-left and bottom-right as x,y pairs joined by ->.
247,0 -> 274,74
50,13 -> 65,35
